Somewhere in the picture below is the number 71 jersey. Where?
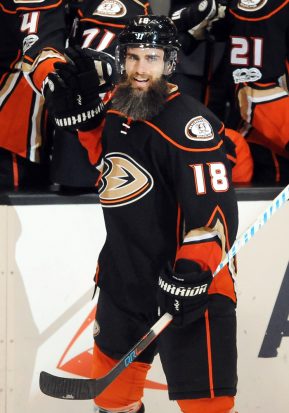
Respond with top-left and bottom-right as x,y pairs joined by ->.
70,0 -> 152,54
227,0 -> 289,84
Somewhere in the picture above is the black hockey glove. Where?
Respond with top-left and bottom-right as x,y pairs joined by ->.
43,46 -> 116,131
171,0 -> 227,39
171,0 -> 217,32
158,259 -> 213,327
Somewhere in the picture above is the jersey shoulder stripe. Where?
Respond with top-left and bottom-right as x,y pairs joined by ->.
1,0 -> 63,13
143,120 -> 224,153
142,93 -> 225,152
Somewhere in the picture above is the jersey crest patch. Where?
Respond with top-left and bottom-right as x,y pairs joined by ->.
93,0 -> 127,18
185,116 -> 214,141
237,0 -> 268,11
98,152 -> 154,207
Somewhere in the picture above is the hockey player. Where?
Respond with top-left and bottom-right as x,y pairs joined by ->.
226,0 -> 289,148
225,0 -> 289,182
0,0 -> 66,187
169,0 -> 228,104
173,0 -> 289,183
44,15 -> 239,413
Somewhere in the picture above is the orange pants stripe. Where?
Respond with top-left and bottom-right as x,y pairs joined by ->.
91,344 -> 235,413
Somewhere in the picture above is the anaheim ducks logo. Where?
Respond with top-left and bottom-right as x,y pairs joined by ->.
23,34 -> 39,54
98,153 -> 154,207
185,116 -> 214,141
238,0 -> 268,11
93,0 -> 127,18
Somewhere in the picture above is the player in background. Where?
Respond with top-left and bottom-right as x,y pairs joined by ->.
170,0 -> 289,184
44,15 -> 239,413
0,0 -> 66,188
223,0 -> 289,184
169,0 -> 228,104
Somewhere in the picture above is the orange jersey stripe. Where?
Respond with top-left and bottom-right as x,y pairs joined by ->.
78,121 -> 104,166
12,154 -> 19,188
166,91 -> 181,102
1,0 -> 63,13
80,18 -> 126,29
205,310 -> 215,397
175,205 -> 182,258
15,0 -> 63,12
218,123 -> 225,134
271,152 -> 281,182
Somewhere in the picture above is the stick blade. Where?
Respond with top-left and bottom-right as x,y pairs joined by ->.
39,371 -> 101,400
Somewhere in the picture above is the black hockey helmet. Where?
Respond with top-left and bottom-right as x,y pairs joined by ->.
115,15 -> 180,76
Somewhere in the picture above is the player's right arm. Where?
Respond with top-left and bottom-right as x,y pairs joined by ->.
42,46 -> 116,168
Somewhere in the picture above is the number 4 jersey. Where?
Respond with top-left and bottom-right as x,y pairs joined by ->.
0,0 -> 66,161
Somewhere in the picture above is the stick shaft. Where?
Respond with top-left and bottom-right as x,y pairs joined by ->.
40,184 -> 289,399
214,184 -> 289,275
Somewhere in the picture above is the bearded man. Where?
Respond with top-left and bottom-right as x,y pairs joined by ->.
44,15 -> 239,413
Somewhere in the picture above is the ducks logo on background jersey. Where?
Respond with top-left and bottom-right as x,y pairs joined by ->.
185,116 -> 214,141
93,0 -> 127,18
23,34 -> 39,54
237,0 -> 268,11
98,153 -> 154,207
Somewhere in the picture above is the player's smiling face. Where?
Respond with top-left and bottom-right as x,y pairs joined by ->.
125,47 -> 165,91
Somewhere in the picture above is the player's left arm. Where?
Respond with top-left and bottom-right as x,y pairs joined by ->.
16,0 -> 67,93
158,114 -> 238,326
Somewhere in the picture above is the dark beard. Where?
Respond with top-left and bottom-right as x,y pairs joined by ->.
111,76 -> 169,120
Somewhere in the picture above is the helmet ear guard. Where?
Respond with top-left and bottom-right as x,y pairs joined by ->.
115,15 -> 180,77
163,48 -> 178,76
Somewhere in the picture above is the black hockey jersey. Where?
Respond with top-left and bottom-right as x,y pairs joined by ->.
81,87 -> 239,313
0,0 -> 66,160
226,0 -> 289,84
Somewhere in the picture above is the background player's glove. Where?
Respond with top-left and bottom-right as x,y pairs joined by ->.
171,0 -> 217,32
43,46 -> 116,131
158,259 -> 213,327
171,0 -> 227,39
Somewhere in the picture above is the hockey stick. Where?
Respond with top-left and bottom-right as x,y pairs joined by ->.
39,311 -> 172,400
39,184 -> 289,400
